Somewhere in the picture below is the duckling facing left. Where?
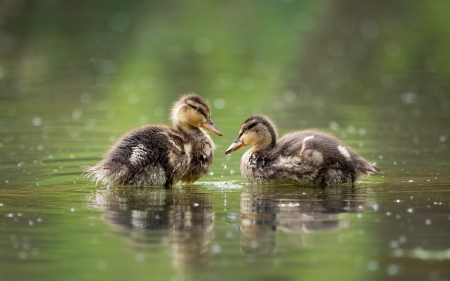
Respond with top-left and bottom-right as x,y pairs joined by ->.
84,94 -> 222,188
225,115 -> 380,186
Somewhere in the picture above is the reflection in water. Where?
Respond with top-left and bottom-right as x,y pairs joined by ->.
92,187 -> 214,270
239,186 -> 369,255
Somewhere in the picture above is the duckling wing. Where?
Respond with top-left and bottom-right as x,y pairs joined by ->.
86,125 -> 190,186
274,130 -> 379,185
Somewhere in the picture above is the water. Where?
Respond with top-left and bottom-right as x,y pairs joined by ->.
1,1 -> 450,280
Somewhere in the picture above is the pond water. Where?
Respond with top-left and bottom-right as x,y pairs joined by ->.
1,1 -> 450,281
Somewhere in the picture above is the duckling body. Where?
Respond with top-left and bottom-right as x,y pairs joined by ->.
85,94 -> 222,188
226,115 -> 379,186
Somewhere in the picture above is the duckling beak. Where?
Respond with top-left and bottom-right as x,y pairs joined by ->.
225,139 -> 245,155
201,119 -> 223,136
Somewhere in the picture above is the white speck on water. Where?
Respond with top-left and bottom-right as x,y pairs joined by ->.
154,106 -> 164,116
439,135 -> 447,142
386,212 -> 392,216
329,121 -> 339,130
399,236 -> 407,243
425,219 -> 431,225
193,203 -> 199,207
395,200 -> 401,203
357,214 -> 362,219
387,264 -> 399,275
360,20 -> 379,39
273,257 -> 283,267
194,38 -> 213,55
0,203 -> 3,207
32,117 -> 42,126
135,253 -> 145,262
390,241 -> 399,248
407,208 -> 413,213
408,180 -> 414,182
19,251 -> 27,260
372,204 -> 378,211
128,93 -> 139,105
18,213 -> 22,217
367,260 -> 379,271
97,260 -> 107,270
70,208 -> 75,212
223,165 -> 227,169
230,169 -> 235,175
214,99 -> 225,109
393,249 -> 403,257
155,215 -> 160,220
7,213 -> 14,218
29,220 -> 34,226
212,244 -> 221,254
284,90 -> 297,102
80,92 -> 92,103
209,172 -> 214,176
358,128 -> 366,135
226,231 -> 233,239
72,108 -> 82,120
401,92 -> 417,104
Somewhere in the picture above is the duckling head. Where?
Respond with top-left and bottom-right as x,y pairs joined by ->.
171,94 -> 223,136
225,115 -> 277,155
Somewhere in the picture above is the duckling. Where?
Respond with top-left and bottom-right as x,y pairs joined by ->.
225,115 -> 380,186
84,94 -> 223,188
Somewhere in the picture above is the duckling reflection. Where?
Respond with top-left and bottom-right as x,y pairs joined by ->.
92,187 -> 214,269
239,186 -> 368,255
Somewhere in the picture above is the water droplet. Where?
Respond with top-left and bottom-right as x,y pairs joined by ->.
135,253 -> 145,262
367,260 -> 379,271
212,244 -> 221,253
387,264 -> 399,275
194,38 -> 213,55
32,117 -> 42,126
214,99 -> 225,109
360,20 -> 379,39
425,219 -> 431,225
128,93 -> 139,105
390,241 -> 399,248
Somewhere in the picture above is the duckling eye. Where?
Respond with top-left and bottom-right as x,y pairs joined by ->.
243,126 -> 247,131
196,108 -> 201,113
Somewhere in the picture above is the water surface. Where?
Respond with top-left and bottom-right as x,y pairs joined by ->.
1,1 -> 450,281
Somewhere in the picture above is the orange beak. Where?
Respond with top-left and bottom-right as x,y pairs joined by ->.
225,139 -> 246,155
201,119 -> 223,136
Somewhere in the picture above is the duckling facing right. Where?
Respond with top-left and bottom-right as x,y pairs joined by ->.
225,115 -> 380,186
84,94 -> 222,188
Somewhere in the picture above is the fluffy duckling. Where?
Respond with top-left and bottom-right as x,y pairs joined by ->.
85,94 -> 222,188
225,115 -> 380,186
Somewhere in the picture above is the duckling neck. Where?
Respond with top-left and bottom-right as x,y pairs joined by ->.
175,123 -> 205,137
251,142 -> 276,153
